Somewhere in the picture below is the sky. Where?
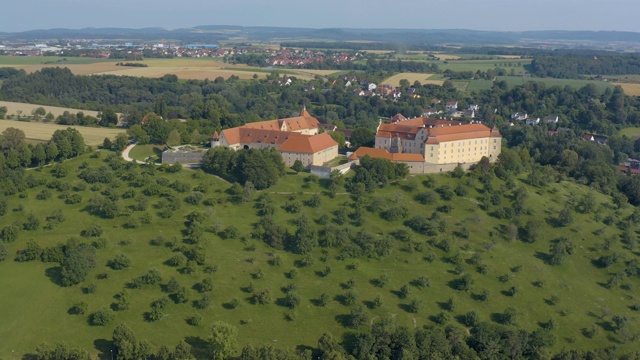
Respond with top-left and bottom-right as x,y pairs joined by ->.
2,0 -> 640,33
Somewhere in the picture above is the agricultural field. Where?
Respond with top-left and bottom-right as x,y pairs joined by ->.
614,83 -> 640,96
0,56 -> 310,81
383,72 -> 436,86
497,76 -> 614,91
0,119 -> 125,145
0,152 -> 639,358
439,59 -> 531,72
0,101 -> 102,118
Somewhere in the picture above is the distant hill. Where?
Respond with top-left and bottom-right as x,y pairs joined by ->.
2,26 -> 640,49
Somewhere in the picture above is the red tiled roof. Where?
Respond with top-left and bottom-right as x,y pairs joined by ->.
348,147 -> 425,162
222,128 -> 300,146
278,133 -> 337,154
428,123 -> 494,142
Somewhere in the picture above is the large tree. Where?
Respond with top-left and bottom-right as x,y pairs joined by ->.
209,321 -> 238,360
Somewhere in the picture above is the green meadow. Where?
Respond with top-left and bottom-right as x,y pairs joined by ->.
0,152 -> 638,358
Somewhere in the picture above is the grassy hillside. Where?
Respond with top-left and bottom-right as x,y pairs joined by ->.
0,152 -> 639,358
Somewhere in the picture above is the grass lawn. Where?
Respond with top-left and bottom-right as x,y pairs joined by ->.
128,144 -> 164,162
0,152 -> 638,358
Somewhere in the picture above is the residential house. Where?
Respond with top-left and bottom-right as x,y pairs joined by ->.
446,101 -> 459,112
543,115 -> 559,124
511,112 -> 528,121
525,117 -> 540,126
468,104 -> 479,111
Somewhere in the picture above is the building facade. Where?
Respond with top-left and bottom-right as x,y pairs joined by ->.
211,107 -> 338,168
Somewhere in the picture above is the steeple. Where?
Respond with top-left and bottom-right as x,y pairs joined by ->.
300,105 -> 310,117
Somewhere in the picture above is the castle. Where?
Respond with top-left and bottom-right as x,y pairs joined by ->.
349,114 -> 502,173
211,107 -> 339,168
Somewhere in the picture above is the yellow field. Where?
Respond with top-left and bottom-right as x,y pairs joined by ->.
99,67 -> 269,80
0,101 -> 102,118
13,63 -> 121,75
383,73 -> 436,86
614,83 -> 640,96
0,120 -> 125,145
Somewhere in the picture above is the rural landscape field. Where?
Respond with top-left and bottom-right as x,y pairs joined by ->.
0,119 -> 125,145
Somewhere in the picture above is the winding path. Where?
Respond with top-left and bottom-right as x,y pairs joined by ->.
121,143 -> 146,164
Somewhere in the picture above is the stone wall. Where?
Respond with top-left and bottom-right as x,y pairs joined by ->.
309,160 -> 358,179
161,150 -> 206,164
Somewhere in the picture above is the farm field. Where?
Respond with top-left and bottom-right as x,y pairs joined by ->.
0,119 -> 125,145
0,152 -> 638,358
497,76 -> 614,91
0,101 -> 102,118
0,56 -> 311,80
614,83 -> 640,96
439,59 -> 531,72
383,72 -> 436,86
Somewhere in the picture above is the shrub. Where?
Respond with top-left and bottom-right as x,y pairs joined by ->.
90,308 -> 115,326
108,254 -> 131,270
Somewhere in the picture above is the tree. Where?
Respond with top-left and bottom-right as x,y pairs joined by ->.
127,124 -> 150,144
99,108 -> 118,127
112,324 -> 138,360
113,134 -> 129,152
350,127 -> 375,148
292,160 -> 305,173
167,129 -> 182,146
329,131 -> 346,148
0,127 -> 25,150
209,321 -> 238,360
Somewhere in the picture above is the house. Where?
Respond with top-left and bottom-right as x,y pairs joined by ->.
446,101 -> 458,112
389,113 -> 408,123
212,107 -> 339,168
463,110 -> 475,118
511,112 -> 528,121
468,104 -> 479,111
431,98 -> 442,105
543,115 -> 559,124
368,83 -> 377,91
583,133 -> 608,145
525,117 -> 540,126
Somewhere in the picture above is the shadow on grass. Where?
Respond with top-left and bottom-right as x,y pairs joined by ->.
596,321 -> 616,332
398,303 -> 414,313
185,336 -> 209,359
334,314 -> 351,327
45,266 -> 63,286
93,338 -> 112,360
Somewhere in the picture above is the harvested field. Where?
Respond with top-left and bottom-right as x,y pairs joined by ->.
0,101 -> 101,118
383,72 -> 436,86
614,83 -> 640,96
99,67 -> 270,80
286,69 -> 339,75
0,119 -> 125,145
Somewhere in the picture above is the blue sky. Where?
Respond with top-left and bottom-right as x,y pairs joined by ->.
2,0 -> 639,33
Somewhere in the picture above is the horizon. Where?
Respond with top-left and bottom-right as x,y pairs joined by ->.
2,0 -> 640,33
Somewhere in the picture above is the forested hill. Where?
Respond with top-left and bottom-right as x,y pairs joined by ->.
531,54 -> 640,78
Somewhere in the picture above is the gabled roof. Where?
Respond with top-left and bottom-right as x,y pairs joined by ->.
211,131 -> 219,140
427,123 -> 497,142
241,107 -> 320,132
277,133 -> 338,154
376,117 -> 464,139
222,128 -> 300,146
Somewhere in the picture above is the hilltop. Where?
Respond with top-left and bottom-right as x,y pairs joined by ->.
0,150 -> 639,358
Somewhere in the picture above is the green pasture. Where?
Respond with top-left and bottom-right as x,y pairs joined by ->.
617,127 -> 640,138
0,152 -> 638,358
